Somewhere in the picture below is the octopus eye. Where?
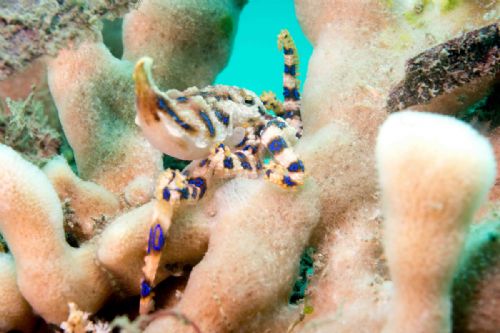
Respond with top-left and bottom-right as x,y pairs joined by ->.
244,97 -> 254,105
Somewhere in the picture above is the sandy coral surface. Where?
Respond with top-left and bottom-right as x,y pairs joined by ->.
0,0 -> 499,332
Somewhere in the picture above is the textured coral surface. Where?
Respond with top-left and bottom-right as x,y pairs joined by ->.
0,0 -> 500,332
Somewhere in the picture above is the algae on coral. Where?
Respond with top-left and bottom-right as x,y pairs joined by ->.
0,0 -> 139,80
0,89 -> 61,166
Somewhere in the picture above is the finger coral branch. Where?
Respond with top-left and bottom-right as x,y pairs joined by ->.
43,156 -> 120,241
0,253 -> 35,332
376,111 -> 496,333
0,144 -> 113,323
48,42 -> 163,194
122,0 -> 244,90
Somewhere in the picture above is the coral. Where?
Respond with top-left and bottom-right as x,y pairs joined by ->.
2,0 -> 500,331
0,89 -> 61,166
48,41 -> 163,195
0,0 -> 247,330
286,1 -> 500,332
47,0 -> 246,194
122,0 -> 246,90
457,82 -> 500,130
452,219 -> 500,332
387,23 -> 500,113
0,253 -> 34,332
0,144 -> 113,324
60,302 -> 98,333
0,0 -> 138,80
377,111 -> 495,333
43,156 -> 120,241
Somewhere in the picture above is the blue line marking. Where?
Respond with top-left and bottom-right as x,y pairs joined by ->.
214,109 -> 230,126
157,97 -> 193,130
236,136 -> 248,148
199,110 -> 215,137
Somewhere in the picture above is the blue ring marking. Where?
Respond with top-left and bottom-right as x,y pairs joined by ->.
218,143 -> 225,149
283,88 -> 300,100
188,177 -> 207,198
147,227 -> 154,254
284,111 -> 295,119
235,152 -> 246,159
284,64 -> 296,76
152,224 -> 165,251
283,175 -> 297,187
198,110 -> 215,137
283,87 -> 291,98
265,169 -> 272,177
283,47 -> 294,55
162,187 -> 171,201
157,97 -> 194,131
191,187 -> 198,199
268,137 -> 287,154
199,159 -> 208,167
176,96 -> 188,102
199,183 -> 207,198
288,160 -> 305,173
141,280 -> 152,297
178,188 -> 190,200
188,177 -> 205,188
241,161 -> 252,170
242,145 -> 257,154
223,157 -> 234,169
235,152 -> 252,170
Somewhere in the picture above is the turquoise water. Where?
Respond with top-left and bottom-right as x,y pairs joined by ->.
215,0 -> 313,97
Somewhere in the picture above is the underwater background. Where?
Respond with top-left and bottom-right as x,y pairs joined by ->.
0,1 -> 499,332
216,0 -> 312,96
